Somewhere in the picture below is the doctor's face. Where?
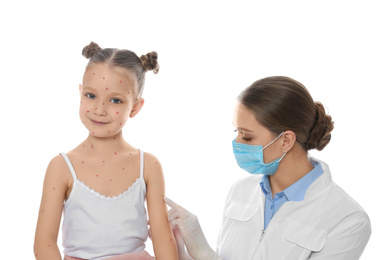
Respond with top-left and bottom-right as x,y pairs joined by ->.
233,103 -> 284,164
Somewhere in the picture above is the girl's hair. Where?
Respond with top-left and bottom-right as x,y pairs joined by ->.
237,76 -> 334,151
82,41 -> 159,98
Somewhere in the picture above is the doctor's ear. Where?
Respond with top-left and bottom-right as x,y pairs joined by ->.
129,98 -> 144,118
281,131 -> 296,153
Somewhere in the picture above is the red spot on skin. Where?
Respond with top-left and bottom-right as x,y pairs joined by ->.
116,112 -> 119,114
102,160 -> 105,163
120,80 -> 122,83
52,187 -> 55,190
82,161 -> 84,164
114,152 -> 117,155
93,73 -> 95,75
106,88 -> 108,90
170,238 -> 173,242
92,132 -> 94,135
129,153 -> 132,156
122,168 -> 125,170
96,174 -> 99,177
82,145 -> 85,147
41,209 -> 44,213
103,77 -> 105,79
108,130 -> 110,133
91,144 -> 94,149
128,92 -> 130,94
87,110 -> 89,113
156,162 -> 158,164
120,122 -> 122,125
113,137 -> 116,140
109,179 -> 112,182
95,108 -> 98,110
102,102 -> 105,105
48,244 -> 51,247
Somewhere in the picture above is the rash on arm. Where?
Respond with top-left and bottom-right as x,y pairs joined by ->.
144,153 -> 178,260
34,155 -> 70,260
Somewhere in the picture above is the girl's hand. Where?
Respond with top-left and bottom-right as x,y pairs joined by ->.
164,197 -> 222,260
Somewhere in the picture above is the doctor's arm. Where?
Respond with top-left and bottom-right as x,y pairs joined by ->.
165,197 -> 222,260
309,211 -> 371,259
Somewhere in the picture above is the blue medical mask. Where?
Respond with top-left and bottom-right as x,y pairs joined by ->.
232,132 -> 286,175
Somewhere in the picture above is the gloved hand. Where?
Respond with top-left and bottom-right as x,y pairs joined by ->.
173,226 -> 193,260
165,197 -> 222,260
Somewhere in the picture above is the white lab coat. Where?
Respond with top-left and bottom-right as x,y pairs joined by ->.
216,158 -> 371,259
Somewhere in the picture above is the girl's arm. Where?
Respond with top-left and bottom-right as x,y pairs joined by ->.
144,153 -> 178,260
34,155 -> 70,260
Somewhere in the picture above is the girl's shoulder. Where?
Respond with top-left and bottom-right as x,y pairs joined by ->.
43,153 -> 74,192
47,153 -> 71,175
142,151 -> 164,184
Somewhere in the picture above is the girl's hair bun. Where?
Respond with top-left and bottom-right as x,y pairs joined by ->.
82,41 -> 102,59
305,102 -> 334,151
139,52 -> 159,74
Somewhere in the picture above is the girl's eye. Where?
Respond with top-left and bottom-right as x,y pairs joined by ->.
110,98 -> 122,104
85,93 -> 96,99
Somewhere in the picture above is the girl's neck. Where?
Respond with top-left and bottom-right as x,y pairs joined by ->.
81,131 -> 135,154
269,145 -> 313,197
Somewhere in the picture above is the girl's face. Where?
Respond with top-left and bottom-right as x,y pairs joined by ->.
79,63 -> 143,138
233,103 -> 284,164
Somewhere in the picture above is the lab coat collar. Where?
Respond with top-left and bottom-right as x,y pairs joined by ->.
244,158 -> 333,209
304,157 -> 333,199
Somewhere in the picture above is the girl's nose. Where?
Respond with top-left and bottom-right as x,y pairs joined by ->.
94,102 -> 107,116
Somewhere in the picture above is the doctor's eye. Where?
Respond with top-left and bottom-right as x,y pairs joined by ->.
234,129 -> 252,141
85,93 -> 96,99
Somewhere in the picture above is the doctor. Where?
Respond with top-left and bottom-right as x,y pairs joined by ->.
165,76 -> 371,259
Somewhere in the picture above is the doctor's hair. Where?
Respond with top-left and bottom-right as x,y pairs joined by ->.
237,76 -> 334,151
81,41 -> 159,98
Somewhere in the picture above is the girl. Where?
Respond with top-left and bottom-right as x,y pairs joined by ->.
165,76 -> 371,259
34,42 -> 178,260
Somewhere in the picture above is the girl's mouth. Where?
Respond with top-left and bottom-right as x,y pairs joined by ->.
90,119 -> 108,126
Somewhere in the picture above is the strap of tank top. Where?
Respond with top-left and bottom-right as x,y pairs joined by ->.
60,152 -> 78,180
139,149 -> 144,180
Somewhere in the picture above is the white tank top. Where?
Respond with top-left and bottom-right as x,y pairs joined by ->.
60,151 -> 148,260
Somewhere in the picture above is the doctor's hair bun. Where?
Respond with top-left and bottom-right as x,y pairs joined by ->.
82,41 -> 102,59
238,76 -> 335,152
305,102 -> 334,151
139,52 -> 159,74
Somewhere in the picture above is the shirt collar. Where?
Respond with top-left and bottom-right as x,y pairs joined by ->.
260,174 -> 271,196
259,160 -> 323,201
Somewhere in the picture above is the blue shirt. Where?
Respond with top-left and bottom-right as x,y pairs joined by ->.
260,161 -> 323,230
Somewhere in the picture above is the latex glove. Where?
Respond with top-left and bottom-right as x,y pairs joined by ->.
165,197 -> 222,260
173,226 -> 193,260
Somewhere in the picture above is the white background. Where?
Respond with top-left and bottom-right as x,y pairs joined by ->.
1,0 -> 388,259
